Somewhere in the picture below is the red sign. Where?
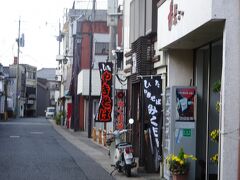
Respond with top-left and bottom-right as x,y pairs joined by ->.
115,91 -> 125,130
168,0 -> 184,31
95,62 -> 113,122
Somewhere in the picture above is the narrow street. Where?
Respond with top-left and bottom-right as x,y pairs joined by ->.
0,117 -> 114,180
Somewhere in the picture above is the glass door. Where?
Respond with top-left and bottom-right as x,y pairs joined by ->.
194,40 -> 222,180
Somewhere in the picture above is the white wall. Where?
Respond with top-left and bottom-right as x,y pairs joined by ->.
158,0 -> 212,49
219,0 -> 240,179
77,69 -> 101,96
123,0 -> 132,71
167,50 -> 193,87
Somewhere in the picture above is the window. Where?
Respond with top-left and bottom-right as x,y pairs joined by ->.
33,72 -> 36,79
95,42 -> 109,55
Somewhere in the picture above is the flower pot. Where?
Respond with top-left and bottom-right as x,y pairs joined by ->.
172,174 -> 188,180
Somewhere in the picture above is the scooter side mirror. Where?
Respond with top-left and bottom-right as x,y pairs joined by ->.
128,118 -> 134,125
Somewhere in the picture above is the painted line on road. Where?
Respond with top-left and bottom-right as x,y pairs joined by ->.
30,131 -> 44,134
0,122 -> 51,126
10,135 -> 20,138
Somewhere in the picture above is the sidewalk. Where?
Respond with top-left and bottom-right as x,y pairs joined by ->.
49,120 -> 160,180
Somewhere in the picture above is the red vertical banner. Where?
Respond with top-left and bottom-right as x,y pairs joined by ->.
115,90 -> 125,130
67,103 -> 72,128
95,62 -> 113,122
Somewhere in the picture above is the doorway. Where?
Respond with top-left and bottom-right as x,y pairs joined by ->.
195,40 -> 222,180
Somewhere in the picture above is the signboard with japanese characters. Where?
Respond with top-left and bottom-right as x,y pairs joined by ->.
95,62 -> 113,122
142,76 -> 162,160
115,90 -> 126,130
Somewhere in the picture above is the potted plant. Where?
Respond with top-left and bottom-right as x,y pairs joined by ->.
166,148 -> 196,180
209,80 -> 221,165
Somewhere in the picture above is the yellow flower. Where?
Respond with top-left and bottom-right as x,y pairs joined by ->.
180,160 -> 184,165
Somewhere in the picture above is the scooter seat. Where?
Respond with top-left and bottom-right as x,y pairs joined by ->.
116,142 -> 130,148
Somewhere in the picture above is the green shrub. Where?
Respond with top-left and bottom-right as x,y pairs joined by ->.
54,112 -> 61,125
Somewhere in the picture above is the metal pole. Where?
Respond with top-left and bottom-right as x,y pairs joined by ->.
58,20 -> 61,55
4,78 -> 8,120
139,79 -> 144,166
88,0 -> 96,138
109,25 -> 117,131
15,18 -> 20,118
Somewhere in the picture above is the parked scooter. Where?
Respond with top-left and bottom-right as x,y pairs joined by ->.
107,118 -> 137,177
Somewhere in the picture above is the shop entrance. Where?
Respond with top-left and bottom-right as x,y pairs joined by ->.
195,40 -> 222,180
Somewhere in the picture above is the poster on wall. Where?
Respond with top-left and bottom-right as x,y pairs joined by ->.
176,88 -> 195,122
142,76 -> 163,160
95,62 -> 113,122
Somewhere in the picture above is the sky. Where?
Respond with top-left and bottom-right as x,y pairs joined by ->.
0,0 -> 107,70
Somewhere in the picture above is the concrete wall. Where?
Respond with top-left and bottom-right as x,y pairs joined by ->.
167,50 -> 193,87
219,1 -> 240,179
123,0 -> 131,70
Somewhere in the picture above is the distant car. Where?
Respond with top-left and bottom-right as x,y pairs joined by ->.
45,107 -> 55,119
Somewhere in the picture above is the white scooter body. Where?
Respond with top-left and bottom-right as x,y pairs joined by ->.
107,129 -> 136,177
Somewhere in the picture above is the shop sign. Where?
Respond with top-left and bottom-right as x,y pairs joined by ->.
142,76 -> 162,160
168,0 -> 184,31
183,129 -> 191,137
115,90 -> 125,130
132,53 -> 137,74
95,62 -> 113,122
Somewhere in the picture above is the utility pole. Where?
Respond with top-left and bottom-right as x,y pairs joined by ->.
110,26 -> 117,131
15,18 -> 21,118
108,0 -> 118,130
88,0 -> 96,138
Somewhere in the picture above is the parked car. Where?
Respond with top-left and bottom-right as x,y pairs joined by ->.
45,107 -> 55,119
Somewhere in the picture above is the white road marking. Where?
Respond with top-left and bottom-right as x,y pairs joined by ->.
0,122 -> 50,126
30,131 -> 44,134
10,136 -> 20,138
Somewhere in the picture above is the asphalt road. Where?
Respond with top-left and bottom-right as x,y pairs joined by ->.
0,117 -> 114,180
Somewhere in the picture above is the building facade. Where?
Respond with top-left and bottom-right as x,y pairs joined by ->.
123,0 -> 164,173
37,68 -> 59,116
157,0 -> 240,179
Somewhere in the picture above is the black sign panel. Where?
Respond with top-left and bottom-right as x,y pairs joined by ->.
142,76 -> 162,160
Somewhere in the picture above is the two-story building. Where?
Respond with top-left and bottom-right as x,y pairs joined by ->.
9,63 -> 37,117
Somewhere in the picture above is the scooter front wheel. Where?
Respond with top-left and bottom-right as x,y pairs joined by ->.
125,165 -> 131,177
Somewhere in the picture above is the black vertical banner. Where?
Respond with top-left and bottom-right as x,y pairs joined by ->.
142,76 -> 162,160
95,62 -> 113,122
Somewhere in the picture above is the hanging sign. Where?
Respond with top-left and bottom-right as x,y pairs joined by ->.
95,62 -> 113,122
142,76 -> 163,160
115,90 -> 125,130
